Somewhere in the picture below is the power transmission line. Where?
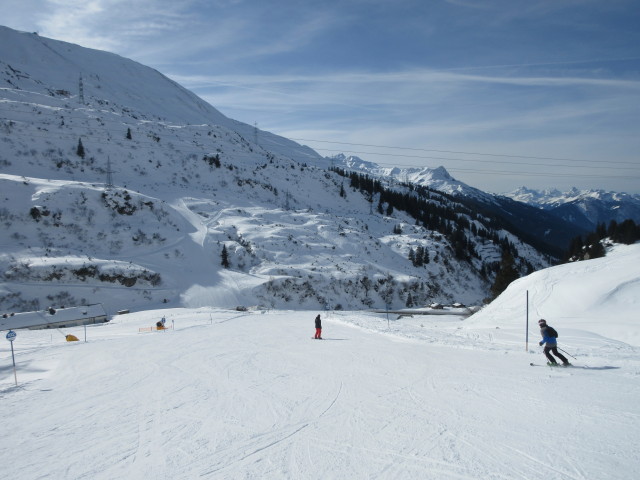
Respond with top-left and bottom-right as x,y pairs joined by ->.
3,103 -> 636,168
2,119 -> 638,181
78,73 -> 85,105
105,156 -> 114,190
2,106 -> 639,183
292,138 -> 638,166
312,147 -> 640,172
4,103 -> 635,167
445,167 -> 637,179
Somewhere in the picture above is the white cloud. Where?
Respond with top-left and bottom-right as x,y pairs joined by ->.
24,0 -> 198,52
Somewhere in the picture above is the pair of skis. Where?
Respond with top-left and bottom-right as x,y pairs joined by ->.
530,362 -> 572,367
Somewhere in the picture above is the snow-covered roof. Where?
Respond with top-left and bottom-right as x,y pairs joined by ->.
1,304 -> 107,330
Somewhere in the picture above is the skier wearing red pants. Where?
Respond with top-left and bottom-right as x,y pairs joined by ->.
314,314 -> 322,339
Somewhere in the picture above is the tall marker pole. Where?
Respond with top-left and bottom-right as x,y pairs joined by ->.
386,303 -> 390,329
10,341 -> 17,386
525,290 -> 529,351
6,330 -> 18,386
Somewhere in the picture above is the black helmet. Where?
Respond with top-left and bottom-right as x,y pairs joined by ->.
538,319 -> 547,325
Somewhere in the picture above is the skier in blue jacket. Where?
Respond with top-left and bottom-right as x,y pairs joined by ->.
538,319 -> 571,366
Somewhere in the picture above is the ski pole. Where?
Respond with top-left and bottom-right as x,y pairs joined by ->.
559,346 -> 591,368
558,347 -> 577,360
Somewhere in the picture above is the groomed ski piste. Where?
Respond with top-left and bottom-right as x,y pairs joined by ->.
2,244 -> 639,479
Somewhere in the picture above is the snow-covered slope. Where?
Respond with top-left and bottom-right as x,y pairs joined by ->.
468,243 -> 640,346
0,26 -> 319,172
0,26 -> 552,313
1,170 -> 523,313
0,26 -> 229,126
1,242 -> 639,479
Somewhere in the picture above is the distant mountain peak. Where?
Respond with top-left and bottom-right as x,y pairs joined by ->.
329,155 -> 494,203
430,166 -> 453,181
505,186 -> 640,206
504,186 -> 640,230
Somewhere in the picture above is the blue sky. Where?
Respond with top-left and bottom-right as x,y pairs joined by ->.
2,0 -> 640,193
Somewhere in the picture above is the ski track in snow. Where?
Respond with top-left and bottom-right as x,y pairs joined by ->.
2,309 -> 639,479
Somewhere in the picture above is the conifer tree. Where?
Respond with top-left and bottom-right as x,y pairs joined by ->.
585,241 -> 605,260
406,292 -> 414,308
76,138 -> 85,158
408,247 -> 416,265
414,246 -> 424,267
221,245 -> 230,268
490,250 -> 519,299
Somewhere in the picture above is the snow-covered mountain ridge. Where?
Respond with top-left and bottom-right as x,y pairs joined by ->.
0,26 -> 561,313
506,186 -> 640,207
330,154 -> 494,202
504,186 -> 640,230
329,154 -> 590,255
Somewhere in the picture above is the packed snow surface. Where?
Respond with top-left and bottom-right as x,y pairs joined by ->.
2,246 -> 639,480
